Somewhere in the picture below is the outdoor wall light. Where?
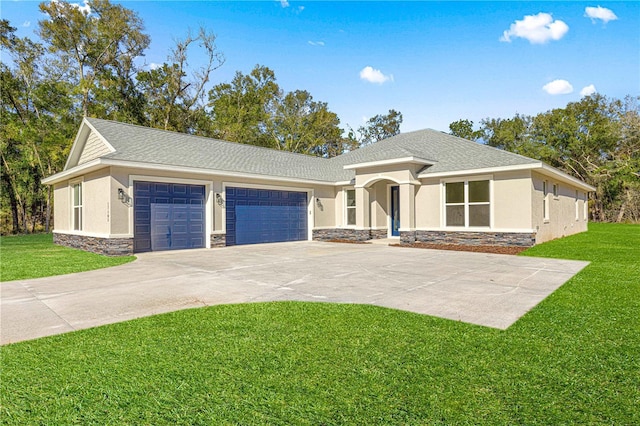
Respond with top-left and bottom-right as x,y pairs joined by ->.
316,197 -> 323,211
118,188 -> 125,201
216,193 -> 225,207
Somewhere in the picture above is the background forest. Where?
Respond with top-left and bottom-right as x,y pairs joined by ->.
1,0 -> 638,235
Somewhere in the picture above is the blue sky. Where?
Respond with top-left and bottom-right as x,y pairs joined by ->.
3,1 -> 639,133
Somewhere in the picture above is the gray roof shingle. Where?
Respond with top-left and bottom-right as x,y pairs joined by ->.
330,129 -> 539,174
84,118 -> 540,183
86,118 -> 352,182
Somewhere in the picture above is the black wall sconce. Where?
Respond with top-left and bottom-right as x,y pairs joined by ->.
216,193 -> 225,207
315,197 -> 323,211
118,188 -> 131,205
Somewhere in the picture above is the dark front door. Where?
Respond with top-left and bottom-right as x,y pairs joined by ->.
225,187 -> 308,246
134,182 -> 205,253
391,185 -> 400,237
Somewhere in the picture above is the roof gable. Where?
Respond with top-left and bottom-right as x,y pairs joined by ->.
64,119 -> 115,170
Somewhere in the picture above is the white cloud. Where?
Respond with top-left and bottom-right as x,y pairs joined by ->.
22,21 -> 31,27
500,12 -> 569,44
585,6 -> 618,24
543,79 -> 574,95
359,66 -> 393,84
308,41 -> 325,47
279,0 -> 289,8
580,84 -> 597,96
149,63 -> 162,70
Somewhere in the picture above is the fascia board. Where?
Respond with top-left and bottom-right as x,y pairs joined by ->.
42,158 -> 105,185
343,156 -> 435,170
418,163 -> 539,179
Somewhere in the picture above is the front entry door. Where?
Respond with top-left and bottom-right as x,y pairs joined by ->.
390,186 -> 400,237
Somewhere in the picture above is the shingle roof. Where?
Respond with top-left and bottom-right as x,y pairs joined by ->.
330,129 -> 539,174
83,118 -> 540,183
86,118 -> 353,182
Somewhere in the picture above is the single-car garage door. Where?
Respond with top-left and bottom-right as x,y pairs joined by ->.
225,187 -> 308,246
134,181 -> 205,253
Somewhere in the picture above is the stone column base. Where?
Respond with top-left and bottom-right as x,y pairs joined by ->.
312,228 -> 388,242
210,233 -> 226,247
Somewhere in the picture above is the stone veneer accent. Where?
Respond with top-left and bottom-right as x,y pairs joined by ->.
313,228 -> 388,242
406,230 -> 536,247
54,233 -> 134,256
210,233 -> 226,247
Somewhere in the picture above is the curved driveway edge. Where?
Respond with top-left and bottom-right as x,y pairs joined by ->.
1,242 -> 589,344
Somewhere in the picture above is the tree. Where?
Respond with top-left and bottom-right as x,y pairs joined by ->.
268,90 -> 343,156
449,119 -> 482,141
207,65 -> 279,145
138,27 -> 224,133
1,19 -> 76,233
357,109 -> 403,146
38,0 -> 150,118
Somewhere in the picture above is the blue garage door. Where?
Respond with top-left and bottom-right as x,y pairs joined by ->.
134,181 -> 205,253
225,187 -> 308,246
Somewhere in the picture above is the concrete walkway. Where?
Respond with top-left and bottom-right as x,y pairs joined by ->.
1,242 -> 589,344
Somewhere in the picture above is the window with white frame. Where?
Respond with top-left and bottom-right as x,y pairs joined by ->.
345,189 -> 356,226
72,182 -> 83,231
575,190 -> 579,221
553,183 -> 559,198
445,180 -> 490,227
543,180 -> 549,221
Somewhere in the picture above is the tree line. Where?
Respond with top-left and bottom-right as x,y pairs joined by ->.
449,94 -> 640,223
1,0 -> 401,234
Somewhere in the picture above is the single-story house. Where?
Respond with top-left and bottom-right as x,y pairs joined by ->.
42,118 -> 595,255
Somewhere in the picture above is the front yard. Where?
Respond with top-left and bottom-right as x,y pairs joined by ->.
1,223 -> 638,424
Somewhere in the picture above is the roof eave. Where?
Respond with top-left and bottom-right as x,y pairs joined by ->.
343,156 -> 436,170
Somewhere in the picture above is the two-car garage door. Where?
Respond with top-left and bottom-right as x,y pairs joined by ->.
225,187 -> 308,246
133,182 -> 308,252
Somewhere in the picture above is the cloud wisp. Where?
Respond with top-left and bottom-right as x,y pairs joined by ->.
308,41 -> 325,47
52,0 -> 91,15
580,84 -> 597,97
543,79 -> 574,95
501,12 -> 569,44
359,66 -> 393,84
585,6 -> 618,24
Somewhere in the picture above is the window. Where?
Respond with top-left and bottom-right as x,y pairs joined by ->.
543,180 -> 549,221
72,182 -> 83,231
553,183 -> 559,198
575,190 -> 580,221
345,189 -> 356,226
445,180 -> 490,227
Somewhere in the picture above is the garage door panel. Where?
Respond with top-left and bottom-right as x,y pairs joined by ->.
134,182 -> 205,253
226,187 -> 307,246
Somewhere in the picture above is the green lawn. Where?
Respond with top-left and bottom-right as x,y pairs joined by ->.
0,233 -> 135,282
1,223 -> 638,424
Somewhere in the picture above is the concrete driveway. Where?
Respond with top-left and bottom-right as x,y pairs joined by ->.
1,242 -> 589,344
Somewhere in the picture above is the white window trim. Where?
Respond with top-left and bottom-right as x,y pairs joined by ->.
584,192 -> 588,221
553,183 -> 559,199
575,190 -> 580,221
543,180 -> 550,223
344,187 -> 356,228
440,175 -> 493,229
70,178 -> 84,231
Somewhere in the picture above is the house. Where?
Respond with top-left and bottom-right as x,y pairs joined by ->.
42,118 -> 595,255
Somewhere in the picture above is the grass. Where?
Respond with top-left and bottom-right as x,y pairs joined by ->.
0,233 -> 135,282
1,223 -> 638,424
